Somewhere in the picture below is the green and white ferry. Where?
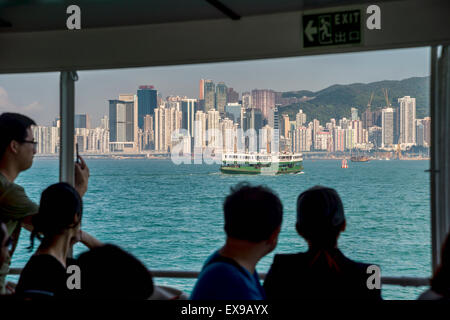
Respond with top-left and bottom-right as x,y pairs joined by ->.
220,152 -> 303,174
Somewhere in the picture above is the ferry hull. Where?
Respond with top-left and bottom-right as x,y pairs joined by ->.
220,163 -> 303,175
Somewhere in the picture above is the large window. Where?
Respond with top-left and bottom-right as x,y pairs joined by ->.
1,47 -> 431,299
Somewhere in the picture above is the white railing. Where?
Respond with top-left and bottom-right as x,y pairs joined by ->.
8,268 -> 430,287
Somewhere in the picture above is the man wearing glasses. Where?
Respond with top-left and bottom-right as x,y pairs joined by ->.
0,112 -> 89,294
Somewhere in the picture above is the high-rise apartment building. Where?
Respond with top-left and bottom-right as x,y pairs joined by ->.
251,89 -> 275,119
194,110 -> 207,149
351,107 -> 359,121
422,117 -> 431,146
369,126 -> 382,149
281,114 -> 290,138
137,85 -> 157,130
398,96 -> 416,144
293,127 -> 312,152
227,88 -> 239,103
154,105 -> 182,152
296,110 -> 307,128
225,103 -> 242,124
242,92 -> 252,109
33,126 -> 59,154
381,107 -> 394,147
207,109 -> 220,148
333,127 -> 345,152
100,115 -> 109,130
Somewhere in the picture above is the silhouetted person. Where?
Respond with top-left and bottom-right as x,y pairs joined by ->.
16,183 -> 102,298
191,183 -> 283,300
76,244 -> 154,299
419,233 -> 450,300
0,112 -> 90,294
264,186 -> 382,299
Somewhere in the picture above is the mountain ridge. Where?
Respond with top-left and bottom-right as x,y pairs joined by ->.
279,76 -> 429,125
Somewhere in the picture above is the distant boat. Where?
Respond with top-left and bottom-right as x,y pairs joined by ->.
350,156 -> 369,162
341,159 -> 348,168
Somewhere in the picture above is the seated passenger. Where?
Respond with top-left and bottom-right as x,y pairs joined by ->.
418,233 -> 450,300
15,182 -> 102,298
190,183 -> 283,300
76,244 -> 154,299
264,186 -> 382,300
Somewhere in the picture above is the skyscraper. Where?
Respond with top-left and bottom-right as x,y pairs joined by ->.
181,98 -> 197,137
225,103 -> 242,124
75,114 -> 91,129
109,99 -> 135,143
296,109 -> 306,127
199,79 -> 205,100
381,107 -> 394,147
281,114 -> 290,138
215,82 -> 227,116
351,107 -> 359,121
251,89 -> 275,119
154,105 -> 182,152
204,80 -> 215,112
207,109 -> 220,148
137,85 -> 158,130
227,87 -> 239,103
242,92 -> 252,109
195,110 -> 207,149
398,96 -> 416,144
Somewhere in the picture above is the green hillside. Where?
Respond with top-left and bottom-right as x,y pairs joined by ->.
279,76 -> 429,125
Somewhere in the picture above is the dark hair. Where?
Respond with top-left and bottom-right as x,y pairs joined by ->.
29,182 -> 82,251
431,232 -> 450,297
296,186 -> 345,271
223,182 -> 283,242
76,244 -> 154,299
0,113 -> 36,160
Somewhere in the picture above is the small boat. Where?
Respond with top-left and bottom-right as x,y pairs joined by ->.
341,159 -> 348,168
350,156 -> 370,162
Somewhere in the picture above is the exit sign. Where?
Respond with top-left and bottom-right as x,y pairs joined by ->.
303,10 -> 362,48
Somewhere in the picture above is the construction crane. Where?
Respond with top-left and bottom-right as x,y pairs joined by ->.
367,91 -> 374,111
382,88 -> 391,108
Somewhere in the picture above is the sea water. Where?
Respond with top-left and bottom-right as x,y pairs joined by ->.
8,159 -> 431,300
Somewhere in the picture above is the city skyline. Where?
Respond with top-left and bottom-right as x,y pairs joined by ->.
0,47 -> 430,127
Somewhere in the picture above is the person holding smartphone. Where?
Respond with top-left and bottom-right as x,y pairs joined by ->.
0,112 -> 91,294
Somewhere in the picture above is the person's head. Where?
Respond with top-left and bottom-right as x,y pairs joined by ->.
223,182 -> 283,253
0,113 -> 37,171
431,232 -> 450,296
76,244 -> 154,299
29,182 -> 83,251
0,221 -> 11,266
296,186 -> 346,250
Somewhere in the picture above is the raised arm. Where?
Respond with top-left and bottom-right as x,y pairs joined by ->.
80,230 -> 103,249
74,155 -> 90,198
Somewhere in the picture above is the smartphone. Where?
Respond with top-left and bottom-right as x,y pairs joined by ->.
76,143 -> 80,164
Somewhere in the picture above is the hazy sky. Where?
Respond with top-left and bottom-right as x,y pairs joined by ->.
0,47 -> 430,127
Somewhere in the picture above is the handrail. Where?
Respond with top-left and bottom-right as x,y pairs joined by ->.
7,268 -> 430,287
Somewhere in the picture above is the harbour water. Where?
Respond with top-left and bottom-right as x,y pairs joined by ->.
8,159 -> 431,300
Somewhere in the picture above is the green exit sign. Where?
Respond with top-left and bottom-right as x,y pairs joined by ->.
303,10 -> 362,48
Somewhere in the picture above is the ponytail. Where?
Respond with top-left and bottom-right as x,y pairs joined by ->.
28,182 -> 83,252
